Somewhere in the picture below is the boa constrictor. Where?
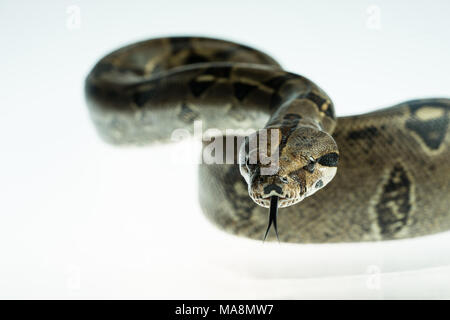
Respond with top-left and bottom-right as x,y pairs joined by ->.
85,36 -> 450,243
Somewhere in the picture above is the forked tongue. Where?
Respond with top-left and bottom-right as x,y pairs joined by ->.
263,196 -> 279,242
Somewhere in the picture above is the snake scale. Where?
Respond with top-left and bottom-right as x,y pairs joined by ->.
85,36 -> 450,243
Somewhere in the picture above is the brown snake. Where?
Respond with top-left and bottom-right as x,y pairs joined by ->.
85,36 -> 450,243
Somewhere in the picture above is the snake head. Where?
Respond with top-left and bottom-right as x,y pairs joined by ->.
239,126 -> 339,208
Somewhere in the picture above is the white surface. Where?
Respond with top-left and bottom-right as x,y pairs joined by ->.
0,0 -> 450,299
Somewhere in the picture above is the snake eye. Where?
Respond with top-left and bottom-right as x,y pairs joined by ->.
280,176 -> 289,184
303,157 -> 316,173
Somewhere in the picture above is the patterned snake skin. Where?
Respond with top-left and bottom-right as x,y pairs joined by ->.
85,37 -> 450,243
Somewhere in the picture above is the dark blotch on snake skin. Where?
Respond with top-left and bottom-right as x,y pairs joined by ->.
321,104 -> 335,119
189,79 -> 215,97
317,152 -> 339,167
406,101 -> 449,150
375,164 -> 412,238
348,126 -> 379,140
213,46 -> 240,60
133,88 -> 157,107
203,66 -> 232,78
297,92 -> 334,119
263,75 -> 298,109
315,179 -> 324,188
263,74 -> 297,91
346,126 -> 379,152
169,37 -> 192,54
91,62 -> 114,76
282,113 -> 302,126
269,93 -> 283,109
233,82 -> 258,101
185,53 -> 210,65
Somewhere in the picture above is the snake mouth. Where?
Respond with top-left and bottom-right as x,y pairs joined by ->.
251,194 -> 302,208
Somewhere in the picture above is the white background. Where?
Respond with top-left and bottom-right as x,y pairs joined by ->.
1,0 -> 450,299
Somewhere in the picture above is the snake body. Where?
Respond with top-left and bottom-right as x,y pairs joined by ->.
86,37 -> 450,243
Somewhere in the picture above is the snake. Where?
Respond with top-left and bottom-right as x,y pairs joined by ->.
85,36 -> 450,243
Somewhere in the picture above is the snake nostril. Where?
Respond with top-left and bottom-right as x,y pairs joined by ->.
280,176 -> 288,184
263,184 -> 283,195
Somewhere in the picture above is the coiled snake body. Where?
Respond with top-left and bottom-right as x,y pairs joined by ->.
86,37 -> 450,243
